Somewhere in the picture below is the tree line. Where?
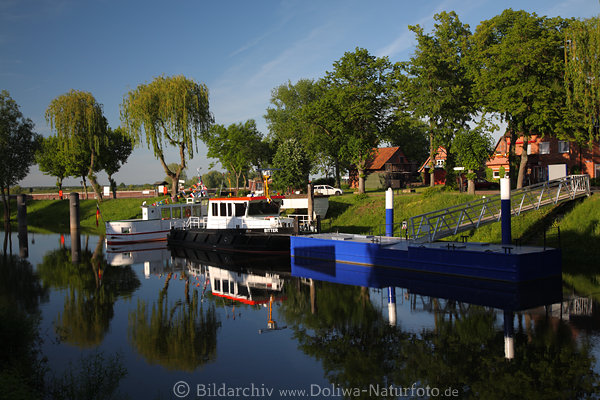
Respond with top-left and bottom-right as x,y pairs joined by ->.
2,9 -> 599,222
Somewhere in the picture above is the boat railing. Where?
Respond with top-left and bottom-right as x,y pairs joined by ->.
288,214 -> 318,233
184,216 -> 206,229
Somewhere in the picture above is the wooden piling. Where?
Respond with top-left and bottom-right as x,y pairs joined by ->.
69,193 -> 81,263
17,194 -> 28,258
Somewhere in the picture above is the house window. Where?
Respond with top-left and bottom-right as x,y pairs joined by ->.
435,159 -> 444,167
558,141 -> 570,153
539,142 -> 550,155
527,144 -> 532,155
493,170 -> 500,179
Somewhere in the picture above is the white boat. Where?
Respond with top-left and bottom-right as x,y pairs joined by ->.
279,194 -> 329,218
105,198 -> 208,245
208,265 -> 285,305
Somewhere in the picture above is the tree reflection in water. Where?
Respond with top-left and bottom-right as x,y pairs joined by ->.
128,272 -> 220,371
0,250 -> 48,398
282,279 -> 600,399
37,238 -> 140,347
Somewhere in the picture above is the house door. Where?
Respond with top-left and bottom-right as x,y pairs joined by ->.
595,164 -> 600,179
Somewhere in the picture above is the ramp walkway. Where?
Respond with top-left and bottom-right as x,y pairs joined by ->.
408,175 -> 590,243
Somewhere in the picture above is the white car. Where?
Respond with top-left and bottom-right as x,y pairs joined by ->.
313,184 -> 343,196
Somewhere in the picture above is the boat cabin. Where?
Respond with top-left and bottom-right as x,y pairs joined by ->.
208,266 -> 285,305
205,195 -> 294,230
142,198 -> 208,221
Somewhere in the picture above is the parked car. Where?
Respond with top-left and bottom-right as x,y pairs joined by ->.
473,177 -> 500,190
313,184 -> 343,196
459,177 -> 500,191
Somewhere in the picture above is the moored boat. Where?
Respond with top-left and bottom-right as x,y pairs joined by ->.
167,195 -> 297,254
105,198 -> 208,245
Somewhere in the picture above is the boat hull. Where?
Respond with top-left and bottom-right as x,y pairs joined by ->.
105,219 -> 186,245
290,233 -> 561,283
168,228 -> 293,254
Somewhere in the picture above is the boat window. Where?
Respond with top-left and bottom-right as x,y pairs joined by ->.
172,207 -> 181,219
161,208 -> 170,219
121,227 -> 130,234
222,280 -> 230,293
237,284 -> 249,298
220,203 -> 227,217
227,203 -> 232,216
212,203 -> 218,217
235,203 -> 247,216
248,200 -> 280,216
213,279 -> 221,291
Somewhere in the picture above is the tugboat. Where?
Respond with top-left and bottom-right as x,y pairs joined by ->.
167,195 -> 297,254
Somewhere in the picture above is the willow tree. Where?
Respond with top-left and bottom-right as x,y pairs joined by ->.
45,90 -> 107,200
120,75 -> 213,196
565,16 -> 600,146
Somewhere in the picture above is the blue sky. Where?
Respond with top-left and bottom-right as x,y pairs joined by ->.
2,0 -> 598,186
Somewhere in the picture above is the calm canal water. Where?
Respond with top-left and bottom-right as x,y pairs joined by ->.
2,230 -> 599,399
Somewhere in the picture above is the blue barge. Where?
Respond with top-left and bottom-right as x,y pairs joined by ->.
290,233 -> 561,283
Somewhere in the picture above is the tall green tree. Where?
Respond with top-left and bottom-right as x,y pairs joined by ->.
469,10 -> 570,188
452,120 -> 495,195
265,79 -> 324,174
45,90 -> 107,200
309,48 -> 397,193
565,16 -> 600,146
36,136 -> 68,192
271,138 -> 311,193
202,119 -> 266,194
120,75 -> 213,197
405,11 -> 475,187
97,127 -> 133,199
201,170 -> 224,189
0,90 -> 39,223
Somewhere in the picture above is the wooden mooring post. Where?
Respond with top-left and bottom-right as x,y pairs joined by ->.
17,194 -> 28,258
69,193 -> 81,263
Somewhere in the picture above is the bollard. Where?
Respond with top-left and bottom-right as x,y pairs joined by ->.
500,178 -> 511,246
385,187 -> 393,237
388,287 -> 397,326
17,194 -> 28,258
69,193 -> 81,263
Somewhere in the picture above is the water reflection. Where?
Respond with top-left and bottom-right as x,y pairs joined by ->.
287,257 -> 599,398
37,238 -> 140,347
14,232 -> 595,398
127,267 -> 220,371
0,250 -> 48,397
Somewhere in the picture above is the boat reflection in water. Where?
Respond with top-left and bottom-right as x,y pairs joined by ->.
109,241 -> 597,397
169,245 -> 291,333
290,256 -> 563,360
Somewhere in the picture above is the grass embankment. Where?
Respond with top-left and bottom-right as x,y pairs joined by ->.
1,197 -> 164,234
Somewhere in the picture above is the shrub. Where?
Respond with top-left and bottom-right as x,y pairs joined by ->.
354,193 -> 369,201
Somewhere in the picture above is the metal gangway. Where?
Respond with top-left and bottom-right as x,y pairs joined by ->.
409,175 -> 591,243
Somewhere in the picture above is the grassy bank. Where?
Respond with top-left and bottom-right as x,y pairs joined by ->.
1,197 -> 163,234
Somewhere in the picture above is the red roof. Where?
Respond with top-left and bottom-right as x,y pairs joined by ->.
365,147 -> 407,170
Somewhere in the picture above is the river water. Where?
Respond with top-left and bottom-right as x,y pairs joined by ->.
1,231 -> 599,399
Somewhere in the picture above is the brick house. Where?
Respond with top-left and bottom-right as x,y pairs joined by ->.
486,134 -> 600,184
418,146 -> 448,185
348,146 -> 418,189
